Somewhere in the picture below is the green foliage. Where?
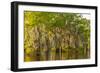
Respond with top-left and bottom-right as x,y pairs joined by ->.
24,11 -> 90,62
